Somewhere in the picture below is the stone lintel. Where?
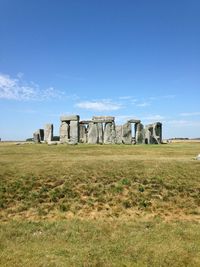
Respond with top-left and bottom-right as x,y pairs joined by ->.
93,120 -> 113,123
60,115 -> 80,122
79,120 -> 92,124
128,119 -> 141,124
92,116 -> 115,122
146,122 -> 162,128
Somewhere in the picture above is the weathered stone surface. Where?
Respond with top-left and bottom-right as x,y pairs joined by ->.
60,121 -> 69,143
97,123 -> 103,144
33,131 -> 40,143
111,123 -> 116,144
135,123 -> 145,144
69,120 -> 79,144
48,141 -> 58,145
79,124 -> 88,143
104,122 -> 112,144
44,124 -> 53,143
80,120 -> 92,124
88,122 -> 98,144
144,128 -> 151,144
92,116 -> 115,122
128,119 -> 141,124
145,122 -> 162,144
122,122 -> 132,144
115,125 -> 123,144
60,115 -> 79,122
104,122 -> 116,144
196,154 -> 200,160
38,129 -> 44,141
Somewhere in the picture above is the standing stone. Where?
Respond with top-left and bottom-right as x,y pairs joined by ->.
33,131 -> 40,143
60,122 -> 69,143
38,129 -> 44,141
144,122 -> 162,144
104,122 -> 112,144
44,124 -> 53,143
111,122 -> 116,144
154,122 -> 162,144
144,127 -> 151,144
88,122 -> 98,144
135,123 -> 145,144
59,115 -> 80,144
97,123 -> 103,144
69,120 -> 79,144
80,124 -> 87,143
122,122 -> 132,144
115,125 -> 123,144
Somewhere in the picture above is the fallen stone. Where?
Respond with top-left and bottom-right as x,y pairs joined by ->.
47,141 -> 59,145
196,154 -> 200,160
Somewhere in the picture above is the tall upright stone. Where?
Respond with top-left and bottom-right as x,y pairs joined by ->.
60,115 -> 80,144
37,129 -> 44,141
33,131 -> 40,143
44,124 -> 53,143
69,120 -> 79,144
144,122 -> 162,144
97,123 -> 103,144
135,123 -> 145,144
88,122 -> 98,144
115,125 -> 123,144
60,121 -> 69,143
104,122 -> 112,144
122,122 -> 132,144
79,124 -> 88,143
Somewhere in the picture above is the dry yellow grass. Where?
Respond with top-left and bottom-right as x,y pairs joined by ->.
0,142 -> 200,266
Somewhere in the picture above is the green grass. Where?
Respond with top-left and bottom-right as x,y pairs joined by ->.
0,142 -> 200,266
1,219 -> 200,267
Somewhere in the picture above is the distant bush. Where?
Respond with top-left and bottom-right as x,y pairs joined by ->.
26,138 -> 34,142
53,136 -> 60,141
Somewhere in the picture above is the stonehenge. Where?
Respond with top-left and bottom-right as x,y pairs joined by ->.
33,129 -> 44,143
33,114 -> 162,145
60,115 -> 79,144
44,124 -> 53,143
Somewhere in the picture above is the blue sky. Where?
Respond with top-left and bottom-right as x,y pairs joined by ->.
0,0 -> 200,140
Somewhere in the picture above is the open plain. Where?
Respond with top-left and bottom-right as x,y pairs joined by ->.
0,142 -> 200,266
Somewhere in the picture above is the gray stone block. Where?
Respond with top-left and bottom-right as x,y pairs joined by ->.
33,131 -> 40,143
104,122 -> 116,144
115,125 -> 123,144
60,121 -> 69,143
60,115 -> 80,122
88,122 -> 98,144
92,116 -> 115,122
128,119 -> 141,124
44,124 -> 53,143
122,122 -> 132,144
135,123 -> 145,144
69,120 -> 79,144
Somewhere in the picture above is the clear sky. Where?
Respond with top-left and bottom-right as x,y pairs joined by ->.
0,0 -> 200,140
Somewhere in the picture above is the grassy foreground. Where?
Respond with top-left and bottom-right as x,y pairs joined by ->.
0,142 -> 200,266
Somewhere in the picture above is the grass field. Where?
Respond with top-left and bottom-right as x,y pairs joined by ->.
0,142 -> 200,266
